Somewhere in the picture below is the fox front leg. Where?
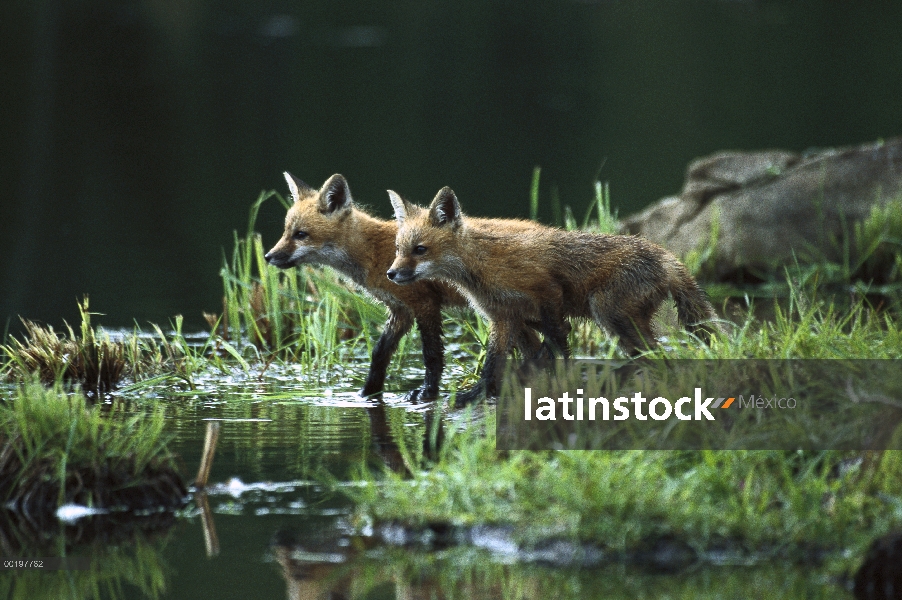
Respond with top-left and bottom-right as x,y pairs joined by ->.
404,309 -> 445,403
359,310 -> 414,398
454,320 -> 514,406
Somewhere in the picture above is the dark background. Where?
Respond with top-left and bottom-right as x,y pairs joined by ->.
3,0 -> 901,331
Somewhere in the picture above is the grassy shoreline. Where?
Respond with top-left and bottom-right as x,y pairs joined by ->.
0,380 -> 186,521
1,182 -> 902,582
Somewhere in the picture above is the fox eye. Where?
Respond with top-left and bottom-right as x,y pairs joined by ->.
292,230 -> 308,240
413,245 -> 428,255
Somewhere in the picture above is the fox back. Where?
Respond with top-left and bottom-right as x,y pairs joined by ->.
388,187 -> 719,356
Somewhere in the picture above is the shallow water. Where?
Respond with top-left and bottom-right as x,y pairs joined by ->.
3,358 -> 858,599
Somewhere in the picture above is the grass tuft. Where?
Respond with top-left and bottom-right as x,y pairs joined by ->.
1,297 -> 126,392
0,379 -> 185,515
350,411 -> 902,571
206,190 -> 387,365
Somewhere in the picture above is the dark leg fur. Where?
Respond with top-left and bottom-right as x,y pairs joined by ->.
411,320 -> 542,403
591,278 -> 659,355
539,306 -> 572,359
455,320 -> 514,406
359,310 -> 414,397
603,312 -> 649,356
516,323 -> 544,359
454,380 -> 485,406
456,322 -> 546,405
405,310 -> 445,402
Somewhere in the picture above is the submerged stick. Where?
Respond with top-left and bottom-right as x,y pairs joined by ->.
194,421 -> 221,489
196,491 -> 220,557
194,421 -> 221,557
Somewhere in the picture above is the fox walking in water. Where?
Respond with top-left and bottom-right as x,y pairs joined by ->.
264,173 -> 547,400
386,187 -> 719,403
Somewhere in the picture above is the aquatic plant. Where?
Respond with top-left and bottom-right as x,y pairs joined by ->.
1,298 -> 126,392
0,298 -> 210,390
0,380 -> 186,524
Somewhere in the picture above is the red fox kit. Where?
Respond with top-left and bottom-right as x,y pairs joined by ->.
386,187 -> 719,403
264,173 -> 546,400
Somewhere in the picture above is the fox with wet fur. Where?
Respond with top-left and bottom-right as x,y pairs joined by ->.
386,187 -> 720,404
264,173 -> 547,400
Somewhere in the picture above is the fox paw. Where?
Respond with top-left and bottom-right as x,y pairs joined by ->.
453,385 -> 486,406
403,385 -> 439,403
357,385 -> 383,400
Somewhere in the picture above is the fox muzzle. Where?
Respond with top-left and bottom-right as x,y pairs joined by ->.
386,268 -> 416,284
264,250 -> 293,269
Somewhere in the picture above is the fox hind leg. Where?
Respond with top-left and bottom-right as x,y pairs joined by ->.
539,305 -> 572,359
589,292 -> 657,356
515,323 -> 544,359
455,319 -> 515,405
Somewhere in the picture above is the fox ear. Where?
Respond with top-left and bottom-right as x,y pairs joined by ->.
429,187 -> 461,227
319,174 -> 353,215
284,172 -> 315,202
387,190 -> 410,224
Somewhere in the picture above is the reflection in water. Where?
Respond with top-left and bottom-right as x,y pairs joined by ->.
365,399 -> 445,476
366,401 -> 409,475
193,421 -> 223,557
0,511 -> 175,600
271,527 -> 356,600
0,365 -> 877,598
195,492 -> 220,558
268,533 -> 858,600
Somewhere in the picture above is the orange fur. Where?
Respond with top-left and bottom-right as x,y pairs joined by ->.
387,187 -> 720,402
265,174 -> 544,400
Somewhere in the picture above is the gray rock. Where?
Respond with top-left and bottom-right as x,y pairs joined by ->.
622,138 -> 902,281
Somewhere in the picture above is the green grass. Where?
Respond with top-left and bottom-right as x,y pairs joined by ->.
211,189 -> 388,365
347,281 -> 902,576
0,379 -> 182,510
531,167 -> 619,234
640,278 -> 902,360
349,414 -> 902,575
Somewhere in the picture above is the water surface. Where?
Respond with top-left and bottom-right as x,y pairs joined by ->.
3,358 -> 858,599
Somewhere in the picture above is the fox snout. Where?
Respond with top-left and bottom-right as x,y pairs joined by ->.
386,267 -> 416,284
264,249 -> 293,269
